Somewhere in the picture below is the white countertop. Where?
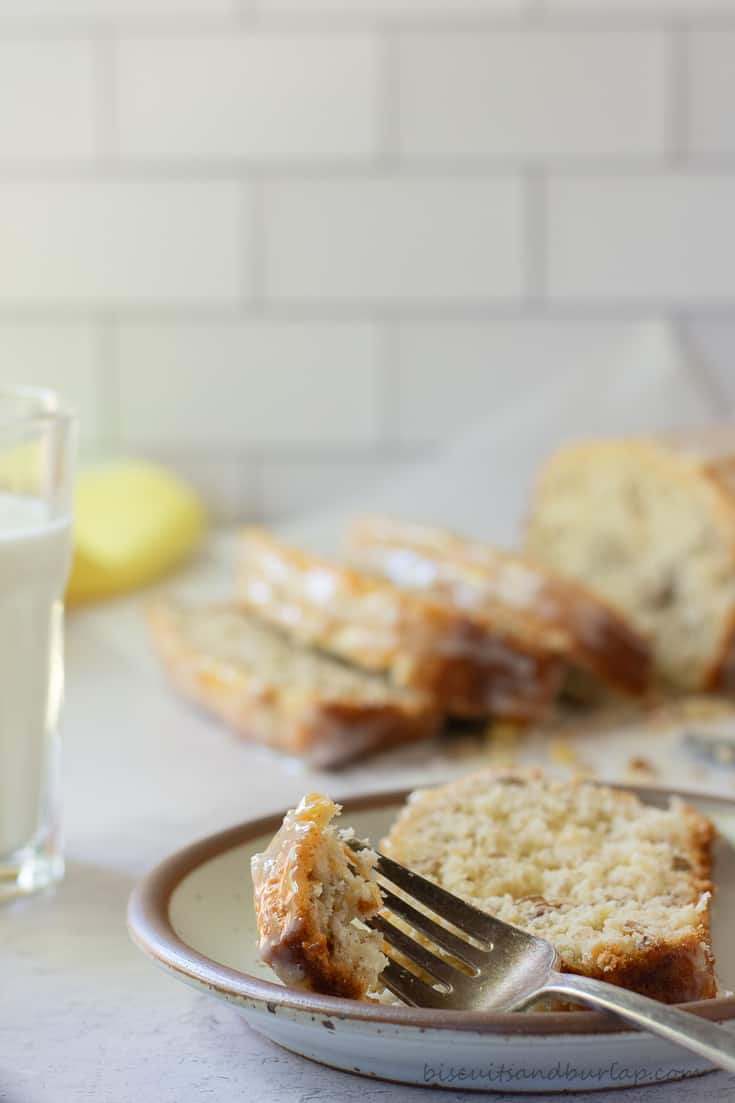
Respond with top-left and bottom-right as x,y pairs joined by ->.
5,530 -> 735,1103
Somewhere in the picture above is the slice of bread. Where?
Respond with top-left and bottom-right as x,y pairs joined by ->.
526,434 -> 735,691
252,793 -> 386,998
383,770 -> 716,1004
236,527 -> 564,722
147,599 -> 438,767
348,515 -> 651,698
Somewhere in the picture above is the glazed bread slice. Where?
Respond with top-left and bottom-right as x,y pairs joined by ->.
526,433 -> 735,690
348,516 -> 651,698
252,793 -> 386,998
383,770 -> 716,1004
147,599 -> 438,767
236,527 -> 564,722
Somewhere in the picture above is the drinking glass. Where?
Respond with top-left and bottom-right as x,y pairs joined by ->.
0,386 -> 75,898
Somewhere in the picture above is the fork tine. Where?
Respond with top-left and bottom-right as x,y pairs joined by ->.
369,914 -> 470,989
374,853 -> 499,945
380,959 -> 449,1009
379,887 -> 485,969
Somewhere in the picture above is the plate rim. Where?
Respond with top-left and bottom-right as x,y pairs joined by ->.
127,780 -> 735,1037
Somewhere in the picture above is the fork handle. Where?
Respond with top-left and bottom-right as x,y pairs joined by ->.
537,971 -> 735,1075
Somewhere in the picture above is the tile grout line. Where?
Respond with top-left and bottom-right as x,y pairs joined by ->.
109,441 -> 433,464
92,27 -> 118,163
94,315 -> 121,449
250,452 -> 266,523
8,157 -> 735,181
248,176 -> 266,308
377,320 -> 399,445
665,23 -> 689,165
377,29 -> 400,167
3,12 -> 735,38
0,14 -> 245,40
2,302 -> 735,322
524,165 -> 547,305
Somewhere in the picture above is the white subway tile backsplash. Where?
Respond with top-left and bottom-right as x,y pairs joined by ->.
688,32 -> 735,155
116,322 -> 381,446
118,34 -> 379,161
0,182 -> 246,305
547,176 -> 735,302
0,41 -> 95,160
399,32 -> 666,159
0,1 -> 732,526
0,324 -> 102,443
264,177 -> 524,303
396,320 -> 635,442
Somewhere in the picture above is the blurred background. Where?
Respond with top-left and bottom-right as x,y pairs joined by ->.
4,0 -> 735,523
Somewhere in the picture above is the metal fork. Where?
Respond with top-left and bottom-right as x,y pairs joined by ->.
355,845 -> 735,1074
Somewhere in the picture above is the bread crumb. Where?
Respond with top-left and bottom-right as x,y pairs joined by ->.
545,739 -> 594,780
627,755 -> 657,775
484,721 -> 520,766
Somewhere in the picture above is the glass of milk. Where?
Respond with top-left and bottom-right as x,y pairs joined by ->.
0,385 -> 75,898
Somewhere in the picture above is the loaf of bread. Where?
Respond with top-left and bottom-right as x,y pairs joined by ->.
236,527 -> 564,722
147,599 -> 438,767
526,433 -> 735,690
383,770 -> 716,1004
348,516 -> 651,698
252,793 -> 386,998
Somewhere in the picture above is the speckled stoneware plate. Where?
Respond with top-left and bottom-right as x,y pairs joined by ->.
127,784 -> 735,1094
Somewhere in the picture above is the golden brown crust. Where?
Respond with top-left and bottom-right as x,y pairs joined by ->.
711,610 -> 735,691
348,515 -> 652,697
584,802 -> 715,1003
544,932 -> 715,1010
251,794 -> 383,999
577,932 -> 716,1004
146,599 -> 439,767
236,527 -> 564,721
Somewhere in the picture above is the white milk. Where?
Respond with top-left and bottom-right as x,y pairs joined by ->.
0,493 -> 72,856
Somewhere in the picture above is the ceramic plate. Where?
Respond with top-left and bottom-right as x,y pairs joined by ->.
128,784 -> 735,1094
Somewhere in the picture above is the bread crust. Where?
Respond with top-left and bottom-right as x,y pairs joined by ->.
147,599 -> 438,767
527,435 -> 735,692
348,515 -> 652,697
711,611 -> 735,691
383,770 -> 716,1005
251,794 -> 384,998
236,528 -> 564,722
579,796 -> 715,1003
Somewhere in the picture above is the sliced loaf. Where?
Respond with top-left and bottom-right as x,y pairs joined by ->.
348,515 -> 651,697
236,527 -> 564,722
526,433 -> 735,690
147,599 -> 438,767
383,770 -> 716,1003
252,793 -> 386,998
